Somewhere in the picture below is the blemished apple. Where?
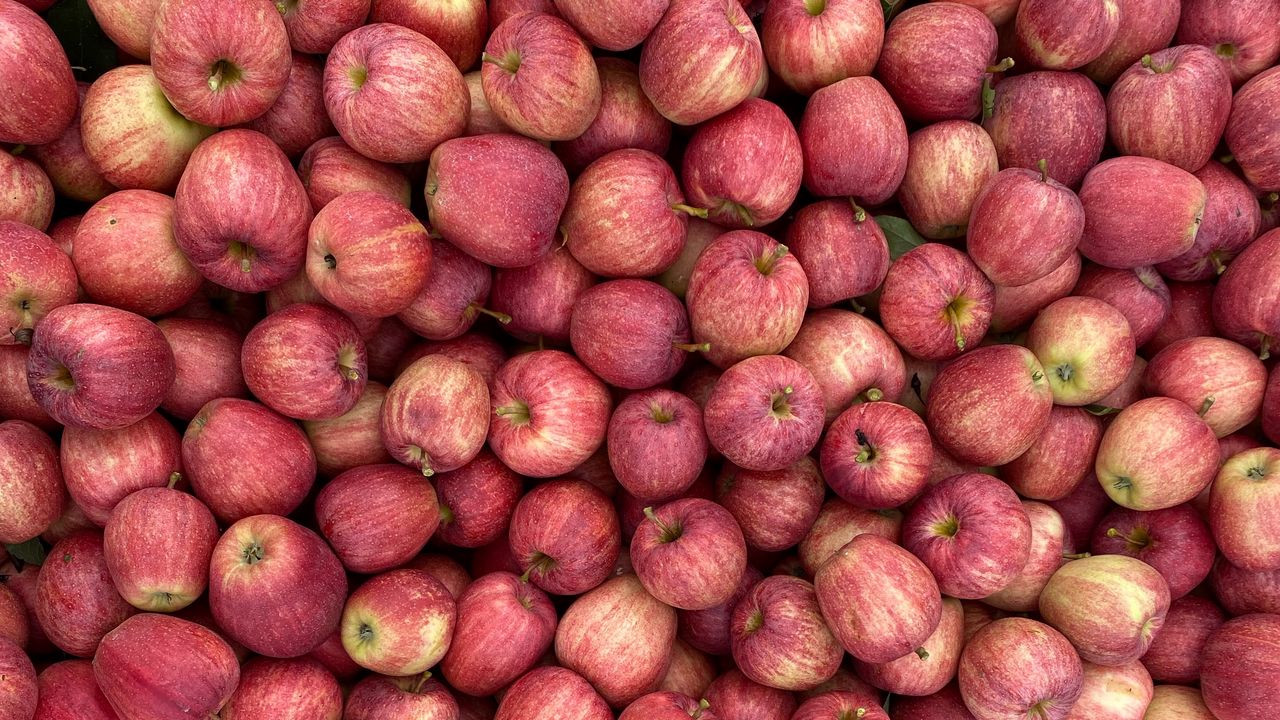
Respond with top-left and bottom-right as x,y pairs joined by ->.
553,57 -> 672,174
1094,396 -> 1219,511
786,199 -> 890,309
879,243 -> 994,362
1039,554 -> 1170,665
209,514 -> 347,658
1225,67 -> 1280,193
426,133 -> 569,269
488,350 -> 612,478
315,464 -> 439,574
432,449 -> 521,548
481,12 -> 601,141
93,613 -> 240,719
639,0 -> 763,126
1027,296 -> 1136,406
242,302 -> 367,421
1143,336 -> 1268,437
1003,407 -> 1102,501
608,388 -> 707,503
496,667 -> 613,720
324,23 -> 468,164
279,0 -> 369,54
1212,227 -> 1280,359
1200,614 -> 1280,720
341,569 -> 455,676
0,0 -> 76,145
220,656 -> 343,720
716,456 -> 825,552
703,354 -> 824,472
1157,160 -> 1262,282
1139,595 -> 1225,684
0,420 -> 63,544
814,534 -> 942,663
958,618 -> 1084,720
35,530 -> 138,657
897,120 -> 999,240
632,498 -> 747,611
439,570 -> 557,697
730,575 -> 842,691
926,344 -> 1054,467
298,136 -> 412,211
967,164 -> 1084,287
686,230 -> 810,369
1089,504 -> 1215,599
1015,0 -> 1120,70
26,303 -> 176,430
1082,0 -> 1180,84
508,478 -> 620,596
821,401 -> 931,510
381,353 -> 490,477
369,0 -> 486,69
245,52 -> 335,160
799,76 -> 908,204
1077,156 -> 1206,269
761,0 -> 882,96
982,70 -> 1106,189
1210,446 -> 1280,571
103,485 -> 218,612
875,2 -> 998,122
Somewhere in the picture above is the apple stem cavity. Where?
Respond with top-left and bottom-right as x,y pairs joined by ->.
642,506 -> 682,543
521,551 -> 557,583
482,51 -> 521,74
931,514 -> 960,538
1215,42 -> 1237,59
944,298 -> 968,351
914,647 -> 930,660
671,203 -> 709,219
854,429 -> 876,463
755,245 -> 789,275
743,609 -> 764,634
407,445 -> 435,477
673,342 -> 711,353
649,403 -> 674,424
207,59 -> 241,92
495,401 -> 531,426
770,387 -> 795,419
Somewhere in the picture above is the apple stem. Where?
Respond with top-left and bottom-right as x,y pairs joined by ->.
1210,252 -> 1227,275
850,297 -> 866,314
755,245 -> 789,275
411,671 -> 432,694
642,506 -> 680,542
692,698 -> 711,720
1259,334 -> 1271,361
1198,395 -> 1216,417
854,428 -> 875,464
8,145 -> 24,156
495,403 -> 531,425
861,387 -> 883,402
167,472 -> 181,490
986,57 -> 1015,75
914,647 -> 930,660
945,304 -> 967,352
10,328 -> 32,345
671,203 -> 709,219
981,76 -> 997,121
1062,552 -> 1091,560
1140,54 -> 1173,73
557,226 -> 569,248
848,199 -> 867,222
1220,153 -> 1236,165
481,51 -> 521,74
855,710 -> 868,719
470,304 -> 512,325
1085,403 -> 1120,416
1037,158 -> 1049,182
673,341 -> 710,353
1105,527 -> 1149,550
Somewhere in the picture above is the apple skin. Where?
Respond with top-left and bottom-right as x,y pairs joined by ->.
1089,504 -> 1214,599
1267,366 -> 1280,445
1159,161 -> 1262,282
704,668 -> 797,720
80,64 -> 216,193
0,583 -> 26,648
787,200 -> 889,309
439,571 -> 557,697
799,76 -> 909,204
370,0 -> 485,69
780,309 -> 906,418
1107,45 -> 1232,172
880,243 -> 995,362
1212,227 -> 1280,358
1082,0 -> 1181,84
242,302 -> 367,421
175,130 -> 313,292
298,136 -> 411,212
632,498 -> 747,611
571,279 -> 697,390
302,382 -> 391,478
800,500 -> 903,576
703,355 -> 824,472
821,401 -> 931,511
681,98 -> 803,229
0,346 -> 56,430
324,23 -> 467,164
1073,265 -> 1171,349
150,0 -> 291,126
1003,407 -> 1103,501
397,238 -> 494,342
278,0 -> 368,54
344,673 -> 459,720
381,354 -> 490,477
1094,396 -> 1219,511
898,120 -> 999,240
759,0 -> 880,95
30,82 -> 115,204
1028,296 -> 1136,406
488,350 -> 611,478
0,559 -> 54,656
35,530 -> 137,657
552,0 -> 664,51
496,667 -> 613,720
243,52 -> 335,160
491,246 -> 595,345
103,486 -> 217,612
926,344 -> 1054,467
1061,660 -> 1152,720
1211,560 -> 1280,616
27,303 -> 176,430
155,318 -> 248,421
716,457 -> 824,553
639,0 -> 763,126
553,57 -> 671,175
875,3 -> 997,122
31,659 -> 118,720
509,478 -> 620,595
989,252 -> 1082,334
73,189 -> 202,317
1139,595 -> 1224,684
856,596 -> 964,698
481,12 -> 600,142
93,613 -> 238,720
0,223 -> 76,345
967,166 -> 1085,287
659,638 -> 715,699
1228,67 -> 1280,193
1144,685 -> 1216,720
427,133 -> 568,268
958,618 -> 1083,720
1201,614 -> 1280,719
982,71 -> 1106,189
433,449 -> 521,548
618,691 -> 710,720
687,230 -> 809,369
1078,156 -> 1207,269
0,420 -> 63,544
315,464 -> 438,574
890,682 -> 978,720
815,534 -> 942,664
0,1 -> 76,145
984,501 -> 1068,612
0,150 -> 53,231
341,569 -> 455,676
220,657 -> 342,720
609,389 -> 706,503
1039,554 -> 1170,666
1211,446 -> 1280,571
1144,336 -> 1267,437
1177,0 -> 1280,87
1015,0 -> 1119,70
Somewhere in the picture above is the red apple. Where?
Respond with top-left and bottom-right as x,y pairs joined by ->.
1078,156 -> 1206,268
1212,227 -> 1280,358
968,165 -> 1084,287
154,318 -> 248,421
676,564 -> 761,656
408,553 -> 474,601
369,0 -> 484,69
0,583 -> 26,648
799,500 -> 903,576
36,530 -> 137,657
982,71 -> 1106,188
1201,614 -> 1280,719
1039,554 -> 1170,665
1073,265 -> 1171,348
0,222 -> 76,346
341,569 -> 455,676
278,0 -> 369,54
1144,336 -> 1267,437
433,449 -> 522,548
1176,0 -> 1280,87
398,238 -> 499,342
609,389 -> 707,503
821,401 -> 930,510
103,486 -> 217,612
490,245 -> 595,345
1211,559 -> 1280,615
793,691 -> 889,720
855,597 -> 964,698
618,691 -> 710,720
730,575 -> 841,691
659,637 -> 716,699
1028,296 -> 1136,405
553,57 -> 671,174
1090,504 -> 1214,599
0,420 -> 62,544
1015,0 -> 1119,70
880,243 -> 994,361
989,252 -> 1082,333
1211,446 -> 1280,570
1230,78 -> 1280,192
1158,160 -> 1262,282
783,308 -> 907,423
0,149 -> 53,231
241,302 -> 366,420
787,200 -> 889,308
302,381 -> 392,477
958,618 -> 1083,720
0,0 -> 76,145
984,500 -> 1068,612
1082,0 -> 1180,84
1061,660 -> 1152,720
760,0 -> 879,96
799,76 -> 908,204
31,659 -> 117,720
1004,407 -> 1102,501
381,360 -> 487,479
244,52 -> 335,159
316,464 -> 439,574
552,0 -> 664,51
0,560 -> 53,657
704,354 -> 823,472
440,571 -> 557,696
704,668 -> 797,720
902,121 -> 1001,240
298,136 -> 411,212
716,457 -> 824,553
0,345 -> 56,430
495,666 -> 612,720
30,82 -> 115,204
875,2 -> 999,122
509,478 -> 620,595
344,673 -> 459,720
632,498 -> 747,611
571,279 -> 699,389
221,656 -> 343,720
1139,595 -> 1224,684
1095,396 -> 1219,510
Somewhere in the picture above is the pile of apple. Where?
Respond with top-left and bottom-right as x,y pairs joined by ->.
3,0 -> 1280,717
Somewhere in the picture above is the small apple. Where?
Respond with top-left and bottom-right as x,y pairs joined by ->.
982,71 -> 1106,189
103,485 -> 218,612
632,498 -> 747,611
958,618 -> 1083,720
703,354 -> 824,472
298,136 -> 412,211
786,199 -> 890,309
783,308 -> 907,423
0,420 -> 62,545
433,449 -> 522,548
382,354 -> 490,476
799,76 -> 908,204
341,569 -> 455,676
440,571 -> 557,696
1210,446 -> 1280,571
880,243 -> 994,361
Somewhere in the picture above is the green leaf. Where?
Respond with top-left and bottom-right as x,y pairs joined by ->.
876,215 -> 926,260
1085,404 -> 1122,417
881,0 -> 905,22
45,0 -> 119,82
5,538 -> 47,567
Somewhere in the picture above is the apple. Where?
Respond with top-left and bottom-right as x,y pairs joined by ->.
370,0 -> 486,69
556,574 -> 677,707
31,659 -> 118,720
426,133 -> 568,268
1176,0 -> 1280,87
958,618 -> 1083,720
1078,156 -> 1206,268
571,279 -> 700,389
1228,66 -> 1280,194
0,0 -> 76,145
1094,355 -> 1146,411
876,2 -> 999,122
397,238 -> 499,342
793,692 -> 889,720
489,349 -> 611,477
899,121 -> 1000,240
278,0 -> 369,54
820,401 -> 931,511
703,354 -> 823,472
153,318 -> 248,421
364,318 -> 418,383
0,420 -> 62,545
855,597 -> 964,698
509,478 -> 620,595
1082,0 -> 1180,84
35,530 -> 137,657
1267,366 -> 1280,445
298,136 -> 412,211
496,666 -> 613,720
103,485 -> 217,612
786,200 -> 889,308
609,388 -> 706,503
1212,227 -> 1280,358
989,252 -> 1082,334
1211,446 -> 1280,571
93,613 -> 238,719
381,353 -> 489,477
716,457 -> 824,553
0,559 -> 53,656
315,464 -> 439,574
759,0 -> 879,96
562,149 -> 694,278
783,308 -> 907,423
1003,407 -> 1103,501
1144,685 -> 1216,720
241,302 -> 366,420
341,568 -> 455,676
1201,614 -> 1280,719
926,344 -> 1054,466
221,657 -> 343,720
704,668 -> 797,720
0,149 -> 53,232
29,82 -> 115,204
150,0 -> 291,126
433,449 -> 521,548
1015,0 -> 1119,70
687,230 -> 809,369
553,57 -> 671,175
632,498 -> 747,611
982,71 -> 1106,189
552,0 -> 664,50
0,583 -> 25,648
890,682 -> 977,720
0,222 -> 76,346
1095,396 -> 1219,510
639,0 -> 763,126
676,565 -> 762,656
1062,660 -> 1152,720
490,245 -> 595,345
880,243 -> 994,361
1027,296 -> 1136,406
1039,554 -> 1170,665
727,575 -> 840,692
660,639 -> 716,699
301,382 -> 391,478
799,76 -> 908,204
440,571 -> 557,696
967,165 -> 1084,287
1073,265 -> 1171,348
210,514 -> 347,658
0,346 -> 56,430
984,501 -> 1068,612
344,673 -> 459,720
244,52 -> 336,160
1211,559 -> 1280,615
1089,504 -> 1214,599
172,281 -> 265,334
1139,595 -> 1224,684
619,691 -> 710,720
1158,161 -> 1262,282
1106,44 -> 1232,172
799,500 -> 903,576
1144,336 -> 1267,437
